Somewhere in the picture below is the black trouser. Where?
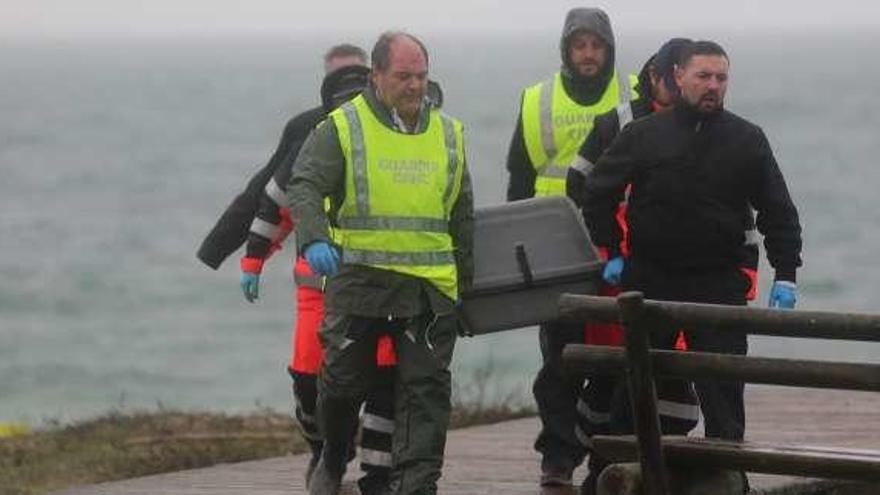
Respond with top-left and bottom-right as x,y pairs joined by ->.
317,310 -> 457,495
622,258 -> 750,441
358,366 -> 395,494
533,320 -> 588,474
290,367 -> 395,493
290,370 -> 324,459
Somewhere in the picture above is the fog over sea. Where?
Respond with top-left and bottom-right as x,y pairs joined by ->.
2,30 -> 879,424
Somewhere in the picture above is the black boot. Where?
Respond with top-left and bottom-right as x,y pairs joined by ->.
580,455 -> 609,495
310,394 -> 359,495
308,455 -> 344,495
304,438 -> 323,489
357,470 -> 389,495
305,451 -> 320,489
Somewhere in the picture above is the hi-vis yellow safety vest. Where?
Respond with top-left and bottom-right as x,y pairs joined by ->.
330,95 -> 465,300
522,71 -> 639,197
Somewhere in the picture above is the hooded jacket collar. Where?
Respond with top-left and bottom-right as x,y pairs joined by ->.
673,99 -> 725,129
361,82 -> 431,134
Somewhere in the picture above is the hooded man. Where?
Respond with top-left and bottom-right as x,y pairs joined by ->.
504,7 -> 638,488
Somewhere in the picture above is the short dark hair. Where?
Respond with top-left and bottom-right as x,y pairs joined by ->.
323,43 -> 367,66
678,40 -> 728,68
371,31 -> 429,72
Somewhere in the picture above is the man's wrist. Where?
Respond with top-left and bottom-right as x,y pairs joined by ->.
240,257 -> 264,274
773,266 -> 796,284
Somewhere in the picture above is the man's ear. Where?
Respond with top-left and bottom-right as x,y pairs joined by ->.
673,64 -> 685,89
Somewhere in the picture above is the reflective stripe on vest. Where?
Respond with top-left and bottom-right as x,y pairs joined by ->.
522,71 -> 639,197
293,271 -> 324,290
331,95 -> 464,300
615,74 -> 635,130
294,255 -> 325,290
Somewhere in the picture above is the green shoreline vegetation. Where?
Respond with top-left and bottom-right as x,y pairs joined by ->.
1,374 -> 533,495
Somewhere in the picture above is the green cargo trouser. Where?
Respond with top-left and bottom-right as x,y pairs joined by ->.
317,310 -> 457,495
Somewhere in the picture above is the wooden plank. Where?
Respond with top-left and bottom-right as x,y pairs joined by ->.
592,435 -> 880,481
562,345 -> 880,392
618,292 -> 670,495
558,294 -> 880,342
50,387 -> 880,494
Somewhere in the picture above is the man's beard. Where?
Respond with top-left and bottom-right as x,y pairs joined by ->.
576,59 -> 601,78
690,91 -> 724,113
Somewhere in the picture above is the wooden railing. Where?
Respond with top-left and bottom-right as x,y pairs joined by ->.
559,292 -> 880,495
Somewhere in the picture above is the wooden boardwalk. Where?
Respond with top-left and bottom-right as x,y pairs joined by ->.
55,386 -> 880,494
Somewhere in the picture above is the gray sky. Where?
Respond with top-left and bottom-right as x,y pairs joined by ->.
3,0 -> 878,38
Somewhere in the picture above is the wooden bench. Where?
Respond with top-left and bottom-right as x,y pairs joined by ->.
592,435 -> 880,482
559,292 -> 880,494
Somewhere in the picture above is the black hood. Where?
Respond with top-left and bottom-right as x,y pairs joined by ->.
653,38 -> 694,100
559,7 -> 615,88
636,55 -> 654,101
637,38 -> 695,107
320,65 -> 370,112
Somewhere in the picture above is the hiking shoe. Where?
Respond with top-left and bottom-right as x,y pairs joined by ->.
308,457 -> 342,495
304,453 -> 320,489
579,471 -> 599,495
540,468 -> 573,487
357,474 -> 389,495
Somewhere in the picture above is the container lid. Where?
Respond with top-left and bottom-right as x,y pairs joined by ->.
466,196 -> 602,296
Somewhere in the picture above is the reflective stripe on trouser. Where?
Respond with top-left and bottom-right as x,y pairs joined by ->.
359,366 -> 395,491
289,370 -> 322,455
289,367 -> 396,485
577,375 -> 699,449
318,311 -> 457,495
575,375 -> 617,449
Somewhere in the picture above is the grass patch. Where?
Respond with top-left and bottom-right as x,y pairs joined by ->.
1,373 -> 534,495
451,358 -> 535,428
0,409 -> 304,495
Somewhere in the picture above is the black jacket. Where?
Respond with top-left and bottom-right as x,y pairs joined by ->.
583,103 -> 802,281
566,58 -> 653,209
196,106 -> 325,269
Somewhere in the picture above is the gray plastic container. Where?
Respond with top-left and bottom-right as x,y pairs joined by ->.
459,196 -> 603,335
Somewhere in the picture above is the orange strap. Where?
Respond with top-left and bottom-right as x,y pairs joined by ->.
240,257 -> 264,274
740,267 -> 758,301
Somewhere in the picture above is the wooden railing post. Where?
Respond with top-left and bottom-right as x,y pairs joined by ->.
618,291 -> 670,495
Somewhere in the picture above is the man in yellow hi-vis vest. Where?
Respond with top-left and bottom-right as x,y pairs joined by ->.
504,7 -> 636,488
288,31 -> 474,495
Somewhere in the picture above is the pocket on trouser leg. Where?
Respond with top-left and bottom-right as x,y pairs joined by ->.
390,313 -> 457,495
317,313 -> 379,400
422,313 -> 457,370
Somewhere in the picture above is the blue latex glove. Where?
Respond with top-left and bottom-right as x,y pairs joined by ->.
603,256 -> 624,286
304,241 -> 340,277
240,272 -> 260,303
768,280 -> 797,309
